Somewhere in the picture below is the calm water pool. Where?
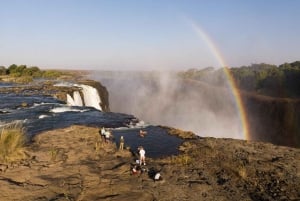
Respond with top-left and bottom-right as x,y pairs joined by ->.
112,126 -> 184,158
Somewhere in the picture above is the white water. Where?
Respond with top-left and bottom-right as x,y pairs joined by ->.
78,84 -> 102,111
73,91 -> 83,106
39,115 -> 50,119
54,82 -> 73,87
113,120 -> 149,130
67,91 -> 83,106
67,94 -> 76,106
50,107 -> 87,113
64,83 -> 102,111
33,102 -> 55,107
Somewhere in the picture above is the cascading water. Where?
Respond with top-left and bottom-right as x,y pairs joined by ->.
67,91 -> 83,106
73,91 -> 83,106
0,82 -> 184,157
66,84 -> 102,111
79,84 -> 102,111
67,94 -> 76,106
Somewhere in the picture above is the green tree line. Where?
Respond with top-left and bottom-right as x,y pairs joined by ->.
0,64 -> 62,79
178,61 -> 300,98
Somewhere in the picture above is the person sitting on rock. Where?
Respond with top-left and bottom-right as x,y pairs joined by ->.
131,164 -> 141,175
154,172 -> 163,181
148,167 -> 163,182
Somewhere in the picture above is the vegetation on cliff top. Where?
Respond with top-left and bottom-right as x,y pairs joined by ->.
0,64 -> 68,83
179,61 -> 300,98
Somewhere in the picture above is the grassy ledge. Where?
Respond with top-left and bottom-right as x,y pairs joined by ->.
0,124 -> 27,164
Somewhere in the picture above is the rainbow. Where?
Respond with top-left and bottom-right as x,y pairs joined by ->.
188,20 -> 250,140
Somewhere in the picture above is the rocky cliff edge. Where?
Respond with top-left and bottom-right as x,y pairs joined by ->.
0,125 -> 299,201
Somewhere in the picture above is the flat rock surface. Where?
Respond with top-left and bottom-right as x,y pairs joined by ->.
0,125 -> 299,201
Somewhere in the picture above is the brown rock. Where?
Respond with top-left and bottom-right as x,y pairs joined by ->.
21,102 -> 28,107
0,125 -> 299,201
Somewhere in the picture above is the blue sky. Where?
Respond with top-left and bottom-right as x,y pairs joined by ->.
0,0 -> 299,70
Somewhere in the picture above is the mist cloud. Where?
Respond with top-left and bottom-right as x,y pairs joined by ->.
90,71 -> 243,139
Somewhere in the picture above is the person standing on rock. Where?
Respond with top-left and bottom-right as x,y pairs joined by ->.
104,129 -> 111,143
100,127 -> 106,141
139,146 -> 146,165
119,136 -> 124,150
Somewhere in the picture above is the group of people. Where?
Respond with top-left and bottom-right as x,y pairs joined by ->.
99,127 -> 162,181
100,127 -> 125,150
131,146 -> 147,175
131,151 -> 162,182
100,127 -> 112,143
99,128 -> 147,146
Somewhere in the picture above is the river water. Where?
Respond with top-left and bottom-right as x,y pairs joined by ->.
0,82 -> 183,158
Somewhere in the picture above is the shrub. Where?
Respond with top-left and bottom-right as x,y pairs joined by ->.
23,66 -> 41,76
170,154 -> 192,166
0,126 -> 27,163
15,76 -> 33,84
0,66 -> 7,75
42,70 -> 62,79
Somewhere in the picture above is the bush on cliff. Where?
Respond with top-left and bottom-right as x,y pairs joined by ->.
1,64 -> 63,80
42,70 -> 62,79
0,126 -> 27,163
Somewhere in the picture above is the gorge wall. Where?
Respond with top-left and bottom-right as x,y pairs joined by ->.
243,92 -> 300,147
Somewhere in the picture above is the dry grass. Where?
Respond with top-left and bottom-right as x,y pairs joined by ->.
160,126 -> 197,139
237,166 -> 247,179
0,125 -> 27,163
169,154 -> 192,166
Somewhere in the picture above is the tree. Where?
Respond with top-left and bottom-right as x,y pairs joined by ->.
16,65 -> 27,74
0,66 -> 7,75
23,66 -> 41,76
42,70 -> 62,78
7,64 -> 18,74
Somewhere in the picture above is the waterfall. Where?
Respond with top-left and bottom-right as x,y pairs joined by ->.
67,91 -> 83,107
73,91 -> 83,106
67,94 -> 76,106
79,84 -> 102,111
66,84 -> 102,111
